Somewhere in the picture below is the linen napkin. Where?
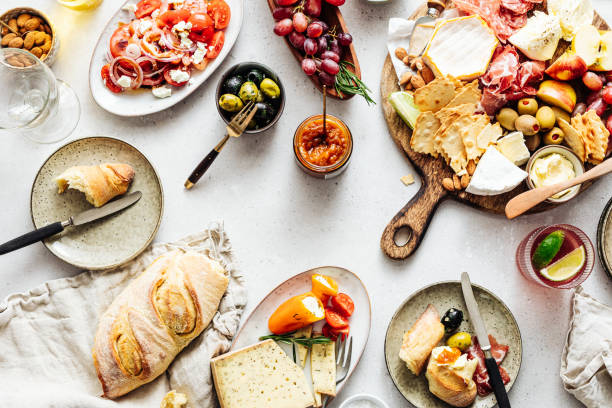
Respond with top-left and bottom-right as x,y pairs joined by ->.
0,222 -> 247,408
560,286 -> 612,408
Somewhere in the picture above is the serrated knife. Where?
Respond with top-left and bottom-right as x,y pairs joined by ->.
0,191 -> 142,255
461,272 -> 511,408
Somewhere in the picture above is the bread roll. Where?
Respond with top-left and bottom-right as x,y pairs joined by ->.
399,304 -> 445,375
92,250 -> 229,399
56,163 -> 135,207
426,347 -> 478,407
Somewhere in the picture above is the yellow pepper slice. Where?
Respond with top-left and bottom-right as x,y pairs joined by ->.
311,274 -> 339,301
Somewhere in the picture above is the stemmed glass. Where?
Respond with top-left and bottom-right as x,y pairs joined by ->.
0,48 -> 80,144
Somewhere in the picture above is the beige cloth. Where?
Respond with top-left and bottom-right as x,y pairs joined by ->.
0,223 -> 247,408
561,286 -> 612,408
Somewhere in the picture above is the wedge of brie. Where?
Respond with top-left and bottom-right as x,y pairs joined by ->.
548,0 -> 594,41
466,147 -> 528,196
496,131 -> 530,166
509,11 -> 563,61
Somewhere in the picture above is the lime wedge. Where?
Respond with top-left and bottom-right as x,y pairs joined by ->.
388,91 -> 420,129
532,230 -> 565,269
540,245 -> 585,282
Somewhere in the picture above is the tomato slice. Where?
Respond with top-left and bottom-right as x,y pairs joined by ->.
325,308 -> 349,329
163,66 -> 191,86
158,9 -> 190,28
322,323 -> 349,342
207,0 -> 231,29
109,25 -> 133,58
188,13 -> 214,43
135,0 -> 161,18
206,31 -> 225,59
331,293 -> 354,317
101,64 -> 123,93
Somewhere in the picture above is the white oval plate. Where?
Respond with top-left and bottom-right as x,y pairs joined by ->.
232,266 -> 372,397
89,0 -> 244,117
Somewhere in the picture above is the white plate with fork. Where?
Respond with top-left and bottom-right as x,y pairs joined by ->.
231,266 -> 372,402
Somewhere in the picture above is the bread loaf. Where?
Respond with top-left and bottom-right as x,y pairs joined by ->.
56,163 -> 135,207
92,250 -> 229,399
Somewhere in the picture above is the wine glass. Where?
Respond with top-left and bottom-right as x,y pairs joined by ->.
0,48 -> 80,144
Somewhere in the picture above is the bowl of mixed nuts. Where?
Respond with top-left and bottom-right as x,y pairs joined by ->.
0,7 -> 58,66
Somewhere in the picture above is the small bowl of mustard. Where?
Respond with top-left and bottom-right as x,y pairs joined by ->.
525,145 -> 585,204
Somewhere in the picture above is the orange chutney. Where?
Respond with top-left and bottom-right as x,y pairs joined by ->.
296,116 -> 350,167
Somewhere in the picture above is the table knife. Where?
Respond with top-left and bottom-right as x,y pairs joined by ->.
0,191 -> 142,255
460,272 -> 511,408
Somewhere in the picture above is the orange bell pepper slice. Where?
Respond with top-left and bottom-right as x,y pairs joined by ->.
268,292 -> 325,335
311,274 -> 339,301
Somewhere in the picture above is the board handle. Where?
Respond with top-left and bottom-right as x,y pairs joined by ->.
380,178 -> 447,260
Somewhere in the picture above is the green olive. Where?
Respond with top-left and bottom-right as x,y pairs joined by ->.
218,94 -> 244,112
543,127 -> 565,145
496,108 -> 519,131
551,106 -> 571,125
536,106 -> 556,131
260,78 -> 281,99
239,81 -> 260,103
518,98 -> 538,116
515,114 -> 540,136
446,332 -> 472,351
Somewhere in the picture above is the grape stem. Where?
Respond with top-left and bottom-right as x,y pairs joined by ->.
335,61 -> 375,105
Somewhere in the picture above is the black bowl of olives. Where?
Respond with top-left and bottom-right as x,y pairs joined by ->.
216,62 -> 285,134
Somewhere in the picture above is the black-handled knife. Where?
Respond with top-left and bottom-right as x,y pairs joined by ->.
461,272 -> 511,408
0,191 -> 142,255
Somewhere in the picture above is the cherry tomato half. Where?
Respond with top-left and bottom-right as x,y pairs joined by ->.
163,66 -> 191,86
101,64 -> 123,93
109,25 -> 132,58
325,308 -> 349,329
322,323 -> 350,342
331,293 -> 354,317
188,13 -> 214,43
158,9 -> 190,28
206,31 -> 225,59
207,0 -> 231,29
135,0 -> 161,18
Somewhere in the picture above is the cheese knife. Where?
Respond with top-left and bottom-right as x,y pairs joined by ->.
460,272 -> 511,408
0,191 -> 142,255
409,0 -> 447,55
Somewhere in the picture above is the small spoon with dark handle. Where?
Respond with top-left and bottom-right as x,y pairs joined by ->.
505,157 -> 612,219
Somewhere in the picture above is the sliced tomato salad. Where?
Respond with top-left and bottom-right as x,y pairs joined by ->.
101,0 -> 231,95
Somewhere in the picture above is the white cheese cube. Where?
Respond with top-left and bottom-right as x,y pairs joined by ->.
152,86 -> 172,99
169,69 -> 189,84
116,75 -> 132,89
496,131 -> 531,166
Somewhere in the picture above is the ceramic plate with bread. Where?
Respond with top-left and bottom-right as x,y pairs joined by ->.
385,281 -> 522,408
30,136 -> 163,270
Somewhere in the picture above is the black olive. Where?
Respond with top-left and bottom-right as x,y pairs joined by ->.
223,75 -> 244,96
245,69 -> 265,86
441,308 -> 463,333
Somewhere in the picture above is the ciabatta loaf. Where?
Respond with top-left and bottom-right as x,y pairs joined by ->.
56,163 -> 135,207
399,304 -> 445,375
92,250 -> 229,399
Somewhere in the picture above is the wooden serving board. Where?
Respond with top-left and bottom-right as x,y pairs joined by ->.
266,0 -> 361,100
380,2 -> 607,260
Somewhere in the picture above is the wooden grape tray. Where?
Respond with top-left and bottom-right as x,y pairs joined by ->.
380,1 -> 607,260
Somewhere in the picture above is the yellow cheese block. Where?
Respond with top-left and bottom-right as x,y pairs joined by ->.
311,340 -> 336,397
423,15 -> 499,81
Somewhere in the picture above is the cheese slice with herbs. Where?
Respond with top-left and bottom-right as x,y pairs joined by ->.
311,340 -> 336,396
423,15 -> 498,80
293,325 -> 313,367
211,340 -> 315,408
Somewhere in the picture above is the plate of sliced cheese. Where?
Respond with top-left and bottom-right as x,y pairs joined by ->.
211,266 -> 371,408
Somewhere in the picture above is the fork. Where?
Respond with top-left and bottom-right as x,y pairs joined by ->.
321,335 -> 353,408
184,101 -> 258,189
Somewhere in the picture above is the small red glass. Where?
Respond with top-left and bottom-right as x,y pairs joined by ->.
516,224 -> 595,289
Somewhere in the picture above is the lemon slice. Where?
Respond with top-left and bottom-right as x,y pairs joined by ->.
540,245 -> 585,282
58,0 -> 103,11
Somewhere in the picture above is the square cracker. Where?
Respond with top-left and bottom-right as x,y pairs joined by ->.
461,114 -> 490,162
411,111 -> 440,157
414,76 -> 456,112
447,80 -> 481,108
558,119 -> 586,162
433,103 -> 476,156
439,114 -> 477,173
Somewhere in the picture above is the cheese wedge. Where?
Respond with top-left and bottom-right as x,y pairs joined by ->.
466,147 -> 528,196
311,340 -> 336,397
211,340 -> 315,408
509,11 -> 563,61
423,15 -> 498,80
496,132 -> 530,166
293,325 -> 313,367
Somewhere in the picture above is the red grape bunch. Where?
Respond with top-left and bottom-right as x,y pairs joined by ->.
272,0 -> 353,89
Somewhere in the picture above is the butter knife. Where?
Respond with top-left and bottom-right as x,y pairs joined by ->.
0,191 -> 142,255
460,272 -> 511,408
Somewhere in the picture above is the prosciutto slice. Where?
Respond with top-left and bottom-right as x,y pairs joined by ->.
467,335 -> 511,396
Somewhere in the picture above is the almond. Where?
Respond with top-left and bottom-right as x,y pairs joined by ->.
24,17 -> 41,31
394,47 -> 408,61
8,36 -> 24,48
6,56 -> 24,67
467,160 -> 476,176
402,56 -> 410,65
1,33 -> 16,46
442,178 -> 455,192
30,46 -> 42,58
17,14 -> 31,28
34,31 -> 46,46
24,31 -> 37,49
399,72 -> 412,86
421,64 -> 435,84
460,174 -> 470,189
8,18 -> 18,32
410,74 -> 426,89
453,174 -> 461,190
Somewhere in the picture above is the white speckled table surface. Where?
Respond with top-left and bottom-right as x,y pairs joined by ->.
1,0 -> 611,406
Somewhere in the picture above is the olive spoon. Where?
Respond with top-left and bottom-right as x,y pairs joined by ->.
505,157 -> 612,219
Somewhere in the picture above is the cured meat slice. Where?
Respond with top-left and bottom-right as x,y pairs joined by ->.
467,335 -> 511,397
501,0 -> 532,15
481,45 -> 520,91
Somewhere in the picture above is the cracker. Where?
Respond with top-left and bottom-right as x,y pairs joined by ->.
558,118 -> 586,162
461,114 -> 490,162
401,174 -> 415,185
414,76 -> 456,112
476,122 -> 503,150
411,111 -> 440,157
573,110 -> 609,164
447,80 -> 481,108
433,103 -> 476,155
439,114 -> 475,173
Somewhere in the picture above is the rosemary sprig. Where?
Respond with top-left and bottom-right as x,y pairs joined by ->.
335,61 -> 375,105
259,333 -> 332,348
